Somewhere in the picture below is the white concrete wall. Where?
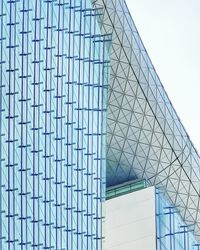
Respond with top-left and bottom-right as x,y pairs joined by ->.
105,186 -> 156,250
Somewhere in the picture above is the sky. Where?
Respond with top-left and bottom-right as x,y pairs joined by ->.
125,0 -> 200,153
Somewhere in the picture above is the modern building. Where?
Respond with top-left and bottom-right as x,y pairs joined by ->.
0,0 -> 109,249
93,0 -> 200,246
0,0 -> 199,249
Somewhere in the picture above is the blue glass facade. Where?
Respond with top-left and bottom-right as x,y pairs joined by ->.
156,190 -> 200,250
1,0 -> 200,248
0,0 -> 109,249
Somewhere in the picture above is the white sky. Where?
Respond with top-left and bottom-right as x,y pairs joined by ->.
125,0 -> 200,153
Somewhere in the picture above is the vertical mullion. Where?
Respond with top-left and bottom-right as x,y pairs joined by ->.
65,1 -> 75,248
32,0 -> 42,247
0,0 -> 5,248
44,0 -> 54,249
55,1 -> 66,248
19,0 -> 31,248
7,1 -> 18,248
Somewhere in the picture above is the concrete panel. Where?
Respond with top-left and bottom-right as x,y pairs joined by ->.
105,186 -> 156,250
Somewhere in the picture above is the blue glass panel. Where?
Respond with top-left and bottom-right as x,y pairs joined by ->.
156,189 -> 198,250
0,0 -> 109,249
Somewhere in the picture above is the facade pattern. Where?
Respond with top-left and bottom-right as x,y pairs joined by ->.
0,0 -> 200,248
0,0 -> 109,249
156,189 -> 200,250
93,0 -> 200,240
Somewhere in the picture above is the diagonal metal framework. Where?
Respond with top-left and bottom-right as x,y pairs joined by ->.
93,0 -> 200,240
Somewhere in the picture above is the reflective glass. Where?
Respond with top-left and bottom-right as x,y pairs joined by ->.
0,0 -> 109,249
